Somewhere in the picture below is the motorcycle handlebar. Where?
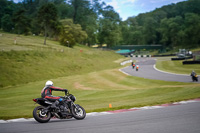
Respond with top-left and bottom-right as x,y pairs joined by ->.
65,90 -> 69,95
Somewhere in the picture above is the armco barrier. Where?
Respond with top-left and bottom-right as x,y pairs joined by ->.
171,57 -> 186,60
171,56 -> 193,61
183,60 -> 200,64
120,60 -> 132,65
132,55 -> 151,57
152,54 -> 176,57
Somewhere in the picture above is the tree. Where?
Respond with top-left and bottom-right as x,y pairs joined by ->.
69,0 -> 101,46
184,13 -> 200,48
57,3 -> 72,19
70,0 -> 90,25
13,9 -> 31,35
159,16 -> 184,48
0,0 -> 16,29
37,3 -> 59,45
1,14 -> 14,32
143,17 -> 157,44
59,19 -> 88,47
98,5 -> 122,47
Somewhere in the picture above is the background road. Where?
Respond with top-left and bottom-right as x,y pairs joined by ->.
1,102 -> 200,133
121,57 -> 199,83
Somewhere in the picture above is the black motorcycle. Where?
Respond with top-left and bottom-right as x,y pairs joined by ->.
192,74 -> 198,82
32,91 -> 86,123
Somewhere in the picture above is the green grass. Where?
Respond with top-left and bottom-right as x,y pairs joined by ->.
0,50 -> 121,87
0,32 -> 200,120
0,32 -> 122,87
155,57 -> 200,74
0,68 -> 200,119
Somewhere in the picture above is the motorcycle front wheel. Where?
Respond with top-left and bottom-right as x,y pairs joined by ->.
33,106 -> 51,123
71,104 -> 86,120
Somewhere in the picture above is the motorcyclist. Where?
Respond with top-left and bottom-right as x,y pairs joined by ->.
190,70 -> 196,77
41,80 -> 68,108
191,70 -> 198,81
132,62 -> 135,69
136,65 -> 139,71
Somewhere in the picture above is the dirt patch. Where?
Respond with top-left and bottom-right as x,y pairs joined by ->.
161,84 -> 200,88
74,82 -> 95,90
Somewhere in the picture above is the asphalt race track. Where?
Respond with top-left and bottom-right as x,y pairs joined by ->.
1,102 -> 200,133
121,57 -> 199,83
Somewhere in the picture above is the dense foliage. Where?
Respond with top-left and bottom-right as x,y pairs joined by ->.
0,0 -> 200,49
123,0 -> 200,49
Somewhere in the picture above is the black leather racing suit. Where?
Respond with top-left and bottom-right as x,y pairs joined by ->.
41,86 -> 66,102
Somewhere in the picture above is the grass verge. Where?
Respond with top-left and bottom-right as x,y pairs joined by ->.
0,32 -> 122,87
0,68 -> 200,120
155,57 -> 200,74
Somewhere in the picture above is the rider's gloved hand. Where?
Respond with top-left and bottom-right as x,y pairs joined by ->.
63,89 -> 68,95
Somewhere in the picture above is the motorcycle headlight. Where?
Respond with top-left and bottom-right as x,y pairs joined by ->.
70,95 -> 76,102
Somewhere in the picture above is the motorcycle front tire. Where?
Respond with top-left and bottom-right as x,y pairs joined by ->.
71,104 -> 86,120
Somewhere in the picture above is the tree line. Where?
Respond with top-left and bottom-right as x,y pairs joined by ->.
0,0 -> 200,49
122,0 -> 200,50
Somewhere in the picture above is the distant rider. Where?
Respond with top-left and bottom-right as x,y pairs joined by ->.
132,62 -> 135,69
41,80 -> 68,108
191,70 -> 198,82
136,65 -> 139,71
190,70 -> 196,77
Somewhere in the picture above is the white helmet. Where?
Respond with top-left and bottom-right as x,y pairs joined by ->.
45,80 -> 53,86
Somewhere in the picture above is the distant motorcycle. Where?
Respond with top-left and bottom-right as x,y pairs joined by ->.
132,64 -> 135,69
33,91 -> 86,123
136,65 -> 139,71
192,74 -> 198,82
131,62 -> 135,69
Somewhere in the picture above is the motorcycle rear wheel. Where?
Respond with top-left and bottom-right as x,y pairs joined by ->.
71,104 -> 86,120
33,106 -> 51,123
